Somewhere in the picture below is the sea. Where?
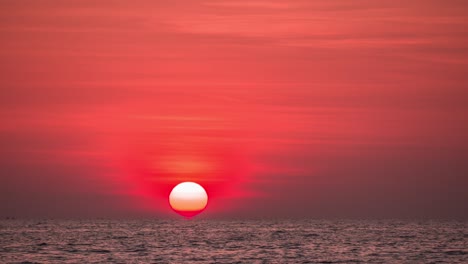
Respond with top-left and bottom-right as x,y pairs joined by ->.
0,219 -> 466,263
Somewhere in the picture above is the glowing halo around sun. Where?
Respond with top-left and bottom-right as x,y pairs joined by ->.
169,182 -> 208,217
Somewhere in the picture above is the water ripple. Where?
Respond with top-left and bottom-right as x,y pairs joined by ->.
0,219 -> 466,263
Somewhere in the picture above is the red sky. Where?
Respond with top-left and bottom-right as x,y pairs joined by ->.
1,0 -> 467,218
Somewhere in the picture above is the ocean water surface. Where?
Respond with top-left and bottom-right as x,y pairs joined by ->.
0,219 -> 466,263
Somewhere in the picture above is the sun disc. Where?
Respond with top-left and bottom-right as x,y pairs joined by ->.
169,182 -> 208,217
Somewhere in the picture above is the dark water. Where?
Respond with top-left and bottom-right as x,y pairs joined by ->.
0,219 -> 466,263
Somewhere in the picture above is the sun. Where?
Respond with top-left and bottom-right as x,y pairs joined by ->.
169,182 -> 208,217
